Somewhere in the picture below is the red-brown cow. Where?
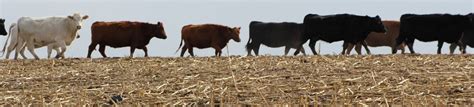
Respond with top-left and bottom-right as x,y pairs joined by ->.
87,21 -> 167,58
343,20 -> 406,54
177,24 -> 241,57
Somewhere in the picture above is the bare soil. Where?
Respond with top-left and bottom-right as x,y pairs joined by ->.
0,55 -> 473,106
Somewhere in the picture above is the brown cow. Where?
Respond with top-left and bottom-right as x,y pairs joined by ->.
87,21 -> 167,58
177,24 -> 241,57
343,20 -> 406,54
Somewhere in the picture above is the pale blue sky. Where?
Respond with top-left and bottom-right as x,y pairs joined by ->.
1,0 -> 473,58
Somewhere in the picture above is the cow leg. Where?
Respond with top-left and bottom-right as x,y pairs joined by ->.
361,41 -> 371,55
188,47 -> 195,57
19,44 -> 29,59
253,44 -> 260,56
54,48 -> 62,58
461,44 -> 467,54
47,43 -> 60,59
309,39 -> 318,55
284,46 -> 290,56
20,52 -> 28,59
345,43 -> 355,55
293,49 -> 300,55
449,43 -> 458,54
47,45 -> 53,59
14,40 -> 27,60
5,48 -> 11,59
246,43 -> 253,56
354,43 -> 362,55
180,45 -> 187,57
299,47 -> 306,56
87,43 -> 98,58
129,46 -> 136,58
401,47 -> 406,54
5,39 -> 18,59
393,35 -> 406,54
99,44 -> 107,58
407,43 -> 415,54
341,42 -> 348,55
212,45 -> 222,57
55,42 -> 67,59
5,45 -> 16,59
142,47 -> 148,57
399,43 -> 406,54
406,38 -> 416,54
456,41 -> 466,54
13,46 -> 20,60
26,40 -> 39,60
294,45 -> 302,56
214,48 -> 222,57
437,41 -> 443,54
293,46 -> 305,56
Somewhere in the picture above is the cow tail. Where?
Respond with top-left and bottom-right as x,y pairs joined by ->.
245,36 -> 252,52
175,38 -> 184,54
0,24 -> 15,57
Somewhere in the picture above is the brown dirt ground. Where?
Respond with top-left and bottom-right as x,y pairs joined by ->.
0,55 -> 473,106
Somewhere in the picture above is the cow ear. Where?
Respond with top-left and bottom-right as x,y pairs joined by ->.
82,15 -> 89,20
68,16 -> 74,19
375,15 -> 380,19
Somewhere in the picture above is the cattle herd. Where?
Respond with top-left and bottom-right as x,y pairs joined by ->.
0,13 -> 473,59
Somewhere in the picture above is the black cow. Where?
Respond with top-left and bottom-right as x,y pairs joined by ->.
449,13 -> 474,54
297,14 -> 386,55
0,19 -> 7,35
246,21 -> 306,56
394,14 -> 471,54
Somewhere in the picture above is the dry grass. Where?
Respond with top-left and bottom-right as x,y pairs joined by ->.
0,54 -> 473,106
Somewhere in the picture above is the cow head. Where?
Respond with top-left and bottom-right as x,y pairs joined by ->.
370,15 -> 386,33
228,27 -> 241,42
67,13 -> 89,30
0,19 -> 6,35
154,22 -> 167,39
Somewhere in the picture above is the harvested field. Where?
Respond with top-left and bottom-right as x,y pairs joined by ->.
0,55 -> 473,106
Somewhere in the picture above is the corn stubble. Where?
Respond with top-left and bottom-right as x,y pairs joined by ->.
0,55 -> 473,106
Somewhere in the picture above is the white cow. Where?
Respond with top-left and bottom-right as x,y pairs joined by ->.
1,23 -> 80,59
14,13 -> 88,59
